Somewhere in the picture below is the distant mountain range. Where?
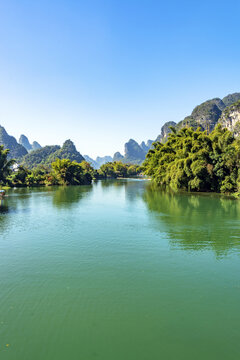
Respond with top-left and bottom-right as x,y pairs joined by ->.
0,126 -> 85,168
108,92 -> 240,165
19,134 -> 41,152
0,92 -> 240,168
0,125 -> 28,159
83,155 -> 113,169
22,139 -> 85,169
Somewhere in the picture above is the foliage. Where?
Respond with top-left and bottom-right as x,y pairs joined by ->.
51,158 -> 92,185
21,140 -> 85,169
3,156 -> 94,188
47,140 -> 85,164
98,161 -> 141,178
22,145 -> 61,168
7,165 -> 30,186
143,125 -> 240,195
0,146 -> 16,185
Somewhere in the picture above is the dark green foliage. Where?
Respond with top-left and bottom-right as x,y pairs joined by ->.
8,166 -> 30,186
0,145 -> 16,184
22,145 -> 61,168
4,159 -> 94,187
48,140 -> 85,164
98,162 -> 141,178
143,125 -> 240,195
124,139 -> 146,165
50,159 -> 92,185
21,140 -> 85,168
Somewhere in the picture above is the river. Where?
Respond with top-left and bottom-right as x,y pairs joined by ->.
0,180 -> 240,359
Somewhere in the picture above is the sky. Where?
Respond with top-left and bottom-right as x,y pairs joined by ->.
0,0 -> 240,158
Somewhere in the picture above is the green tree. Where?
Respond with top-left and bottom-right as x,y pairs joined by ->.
8,165 -> 30,187
51,159 -> 92,185
0,146 -> 15,185
143,125 -> 240,195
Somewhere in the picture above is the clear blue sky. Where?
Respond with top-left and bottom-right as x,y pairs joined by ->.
0,0 -> 239,158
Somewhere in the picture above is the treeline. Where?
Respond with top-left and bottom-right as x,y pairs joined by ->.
98,162 -> 141,179
0,147 -> 141,188
143,125 -> 240,196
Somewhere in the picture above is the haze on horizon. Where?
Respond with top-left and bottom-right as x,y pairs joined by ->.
0,0 -> 240,158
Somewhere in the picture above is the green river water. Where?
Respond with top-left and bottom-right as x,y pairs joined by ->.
0,179 -> 240,360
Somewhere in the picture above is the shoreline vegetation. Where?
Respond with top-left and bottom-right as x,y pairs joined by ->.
0,149 -> 142,188
143,125 -> 240,197
0,125 -> 240,198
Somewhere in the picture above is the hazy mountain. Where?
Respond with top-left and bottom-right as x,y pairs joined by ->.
83,155 -> 98,168
0,125 -> 27,159
95,156 -> 113,167
19,134 -> 42,152
146,139 -> 154,148
123,139 -> 146,165
19,134 -> 32,152
140,141 -> 149,153
32,141 -> 42,151
156,121 -> 177,142
113,152 -> 124,162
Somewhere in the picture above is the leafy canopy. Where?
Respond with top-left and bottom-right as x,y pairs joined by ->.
143,125 -> 240,194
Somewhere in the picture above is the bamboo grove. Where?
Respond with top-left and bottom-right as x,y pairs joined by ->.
143,125 -> 240,195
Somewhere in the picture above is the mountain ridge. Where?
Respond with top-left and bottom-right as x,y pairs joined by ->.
1,92 -> 240,168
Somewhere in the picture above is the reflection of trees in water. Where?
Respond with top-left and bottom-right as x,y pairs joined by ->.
123,180 -> 147,203
99,179 -> 147,202
52,185 -> 93,208
143,184 -> 240,257
0,188 -> 40,233
0,198 -> 10,233
99,179 -> 127,189
0,199 -> 9,214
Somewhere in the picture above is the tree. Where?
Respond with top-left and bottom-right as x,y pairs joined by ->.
51,159 -> 92,185
8,165 -> 30,186
0,146 -> 16,185
143,125 -> 240,194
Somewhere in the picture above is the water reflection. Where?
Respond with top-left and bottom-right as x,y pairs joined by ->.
0,198 -> 11,234
143,185 -> 240,256
0,199 -> 9,214
52,185 -> 93,208
99,179 -> 147,203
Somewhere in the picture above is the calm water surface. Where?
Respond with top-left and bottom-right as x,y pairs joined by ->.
1,180 -> 240,360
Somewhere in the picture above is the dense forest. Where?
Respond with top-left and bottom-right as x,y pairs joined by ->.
143,125 -> 240,196
1,124 -> 240,196
0,146 -> 141,188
